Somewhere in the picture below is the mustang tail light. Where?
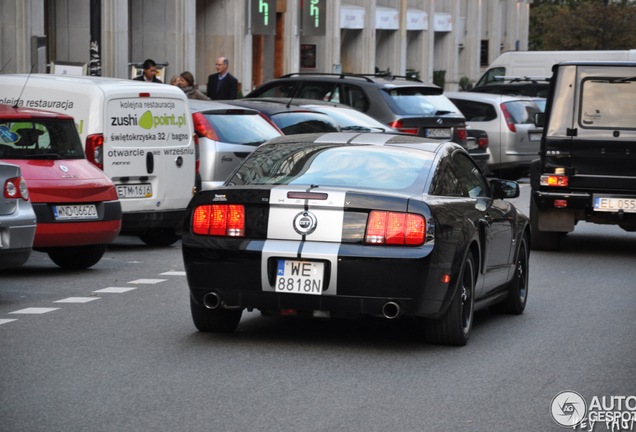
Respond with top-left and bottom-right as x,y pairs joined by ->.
540,175 -> 569,187
478,137 -> 489,149
193,204 -> 245,236
365,211 -> 425,245
500,103 -> 517,133
4,176 -> 29,201
457,126 -> 467,141
192,112 -> 220,141
387,120 -> 419,135
85,134 -> 104,170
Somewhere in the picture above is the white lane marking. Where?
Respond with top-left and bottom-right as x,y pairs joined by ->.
159,271 -> 185,276
54,297 -> 100,304
0,319 -> 18,325
9,307 -> 59,315
93,287 -> 137,293
127,279 -> 166,284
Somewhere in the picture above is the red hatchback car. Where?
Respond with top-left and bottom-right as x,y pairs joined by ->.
0,104 -> 121,269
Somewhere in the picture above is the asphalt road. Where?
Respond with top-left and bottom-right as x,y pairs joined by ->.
1,183 -> 635,432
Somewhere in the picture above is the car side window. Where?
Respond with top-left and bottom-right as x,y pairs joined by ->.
450,99 -> 497,122
453,153 -> 490,198
255,83 -> 298,98
430,163 -> 466,197
344,85 -> 369,111
298,82 -> 338,101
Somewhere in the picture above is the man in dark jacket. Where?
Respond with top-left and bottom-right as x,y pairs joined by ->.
206,57 -> 238,100
133,59 -> 162,83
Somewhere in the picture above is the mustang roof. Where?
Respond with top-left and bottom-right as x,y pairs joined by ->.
264,132 -> 442,152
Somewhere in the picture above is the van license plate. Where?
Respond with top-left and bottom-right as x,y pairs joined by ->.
117,184 -> 152,199
594,197 -> 636,213
426,128 -> 451,138
275,260 -> 324,295
53,204 -> 98,220
529,132 -> 542,141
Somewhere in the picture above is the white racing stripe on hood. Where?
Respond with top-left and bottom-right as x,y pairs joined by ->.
267,186 -> 346,243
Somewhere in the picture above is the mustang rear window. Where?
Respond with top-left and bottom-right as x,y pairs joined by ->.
228,143 -> 434,192
0,118 -> 84,160
580,77 -> 636,129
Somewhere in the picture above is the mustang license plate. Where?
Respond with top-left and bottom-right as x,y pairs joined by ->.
53,204 -> 98,220
426,128 -> 452,139
594,197 -> 636,213
276,260 -> 324,295
117,184 -> 152,199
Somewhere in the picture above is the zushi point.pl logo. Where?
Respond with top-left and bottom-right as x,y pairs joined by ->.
138,110 -> 187,130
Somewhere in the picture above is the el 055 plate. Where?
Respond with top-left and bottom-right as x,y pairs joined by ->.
275,260 -> 324,295
117,184 -> 152,199
594,197 -> 636,213
53,204 -> 98,220
426,128 -> 452,138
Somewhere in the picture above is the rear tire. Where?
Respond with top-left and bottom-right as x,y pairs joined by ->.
530,197 -> 561,251
139,229 -> 180,247
490,233 -> 529,314
190,297 -> 242,333
425,251 -> 475,346
47,244 -> 107,269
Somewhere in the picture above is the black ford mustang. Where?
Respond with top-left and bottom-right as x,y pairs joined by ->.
182,133 -> 530,346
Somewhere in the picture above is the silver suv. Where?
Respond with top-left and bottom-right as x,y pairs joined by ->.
446,92 -> 543,179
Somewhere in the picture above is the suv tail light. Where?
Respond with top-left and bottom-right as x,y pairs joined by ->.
86,134 -> 104,170
500,103 -> 517,132
540,175 -> 569,187
388,120 -> 419,135
457,126 -> 467,141
365,211 -> 425,245
4,177 -> 29,201
193,133 -> 200,174
193,204 -> 245,236
192,112 -> 220,140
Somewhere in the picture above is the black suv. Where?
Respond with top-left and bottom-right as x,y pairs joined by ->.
246,73 -> 467,148
530,61 -> 636,250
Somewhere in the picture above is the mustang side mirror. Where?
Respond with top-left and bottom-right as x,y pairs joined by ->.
534,112 -> 545,128
490,179 -> 520,199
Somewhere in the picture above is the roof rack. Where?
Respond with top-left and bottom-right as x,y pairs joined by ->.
357,74 -> 424,83
278,72 -> 375,83
492,76 -> 551,83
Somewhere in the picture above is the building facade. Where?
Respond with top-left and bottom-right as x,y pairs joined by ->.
0,0 -> 530,93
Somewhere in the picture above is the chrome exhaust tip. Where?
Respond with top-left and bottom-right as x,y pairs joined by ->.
203,292 -> 222,310
382,302 -> 401,320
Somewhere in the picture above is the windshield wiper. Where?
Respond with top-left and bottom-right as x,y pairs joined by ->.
434,110 -> 453,115
609,76 -> 636,83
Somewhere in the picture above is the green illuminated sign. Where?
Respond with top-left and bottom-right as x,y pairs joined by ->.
251,0 -> 276,35
302,0 -> 326,36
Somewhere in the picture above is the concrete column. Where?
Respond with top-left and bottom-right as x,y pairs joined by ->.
102,0 -> 128,78
398,0 -> 406,76
329,0 -> 342,73
3,0 -> 45,74
424,0 -> 434,84
173,0 -> 197,76
463,0 -> 482,84
487,0 -> 501,65
284,0 -> 300,74
367,1 -> 377,74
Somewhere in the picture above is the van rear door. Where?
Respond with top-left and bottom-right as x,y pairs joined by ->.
104,92 -> 195,215
570,65 -> 636,191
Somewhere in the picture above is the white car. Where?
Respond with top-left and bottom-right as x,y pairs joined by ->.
446,92 -> 543,179
189,100 -> 283,190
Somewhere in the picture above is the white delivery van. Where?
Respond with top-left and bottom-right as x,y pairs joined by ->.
476,50 -> 636,86
0,74 -> 196,246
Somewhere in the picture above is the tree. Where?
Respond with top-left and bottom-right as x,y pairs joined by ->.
530,0 -> 636,51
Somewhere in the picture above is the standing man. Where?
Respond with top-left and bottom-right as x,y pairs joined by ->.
133,59 -> 162,83
206,57 -> 238,100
